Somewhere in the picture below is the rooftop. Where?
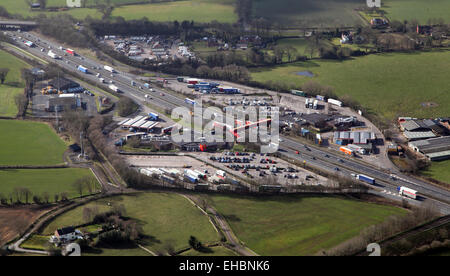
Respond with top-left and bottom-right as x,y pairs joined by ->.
403,131 -> 437,140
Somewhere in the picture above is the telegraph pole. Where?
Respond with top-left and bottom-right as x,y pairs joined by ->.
80,131 -> 84,159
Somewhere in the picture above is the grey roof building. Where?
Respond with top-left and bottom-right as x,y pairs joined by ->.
409,136 -> 450,161
403,131 -> 437,141
334,131 -> 376,144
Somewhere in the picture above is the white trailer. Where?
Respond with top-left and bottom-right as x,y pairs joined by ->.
397,186 -> 417,199
109,84 -> 120,93
104,65 -> 115,73
47,51 -> 60,59
328,98 -> 343,107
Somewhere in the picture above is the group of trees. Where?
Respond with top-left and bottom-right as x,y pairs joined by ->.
323,203 -> 439,256
72,176 -> 98,198
93,206 -> 143,246
235,0 -> 253,27
0,189 -> 69,205
117,97 -> 139,117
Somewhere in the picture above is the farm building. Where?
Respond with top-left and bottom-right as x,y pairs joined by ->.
403,131 -> 437,141
334,131 -> 376,145
408,136 -> 450,161
400,118 -> 448,140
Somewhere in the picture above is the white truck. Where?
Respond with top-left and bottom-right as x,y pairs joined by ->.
109,84 -> 120,93
397,186 -> 417,199
104,65 -> 115,73
47,50 -> 60,59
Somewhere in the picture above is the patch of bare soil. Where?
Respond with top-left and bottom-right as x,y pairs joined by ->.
0,205 -> 54,246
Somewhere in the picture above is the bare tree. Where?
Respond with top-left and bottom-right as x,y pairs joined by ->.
0,68 -> 9,84
73,179 -> 84,197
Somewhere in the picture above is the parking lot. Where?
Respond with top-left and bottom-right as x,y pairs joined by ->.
194,151 -> 328,187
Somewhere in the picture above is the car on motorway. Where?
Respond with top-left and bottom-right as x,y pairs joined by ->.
160,93 -> 164,96
334,167 -> 340,171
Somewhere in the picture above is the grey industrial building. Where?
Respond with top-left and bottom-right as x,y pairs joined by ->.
409,136 -> 450,161
334,131 -> 376,145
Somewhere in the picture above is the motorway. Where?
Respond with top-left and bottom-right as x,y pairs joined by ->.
5,30 -> 450,214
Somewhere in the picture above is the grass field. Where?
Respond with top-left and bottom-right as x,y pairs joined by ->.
422,160 -> 450,185
0,50 -> 30,118
383,0 -> 450,24
1,0 -> 237,23
0,120 -> 67,166
252,0 -> 364,27
21,235 -> 50,250
251,50 -> 450,120
0,168 -> 100,202
41,192 -> 220,254
205,194 -> 406,255
111,0 -> 237,23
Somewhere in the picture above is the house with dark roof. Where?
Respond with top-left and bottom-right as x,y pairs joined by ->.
53,226 -> 81,243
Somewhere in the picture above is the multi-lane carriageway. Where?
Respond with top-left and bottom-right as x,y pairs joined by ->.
7,30 -> 450,214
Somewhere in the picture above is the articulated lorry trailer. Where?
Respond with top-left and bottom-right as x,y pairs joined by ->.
109,84 -> 120,93
354,174 -> 375,185
77,65 -> 88,73
104,65 -> 115,73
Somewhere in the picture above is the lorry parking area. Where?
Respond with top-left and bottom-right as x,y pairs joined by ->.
194,151 -> 328,187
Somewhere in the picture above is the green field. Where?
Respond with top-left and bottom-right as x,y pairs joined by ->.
0,168 -> 100,201
111,0 -> 237,23
21,235 -> 50,250
251,50 -> 450,120
383,0 -> 450,24
0,50 -> 30,118
1,0 -> 237,23
252,0 -> 364,27
422,160 -> 450,185
206,194 -> 406,255
0,120 -> 67,166
41,193 -> 220,254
